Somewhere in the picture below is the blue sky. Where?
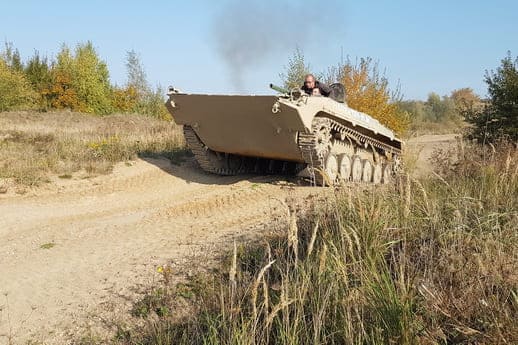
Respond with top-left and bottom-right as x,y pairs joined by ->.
0,0 -> 516,100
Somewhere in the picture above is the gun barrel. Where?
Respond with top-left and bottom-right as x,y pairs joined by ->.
269,83 -> 289,94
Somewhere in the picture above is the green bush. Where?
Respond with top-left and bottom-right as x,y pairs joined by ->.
466,52 -> 518,143
72,42 -> 113,114
0,59 -> 36,111
24,51 -> 53,110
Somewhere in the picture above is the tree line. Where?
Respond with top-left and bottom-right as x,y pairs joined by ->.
1,41 -> 516,143
0,41 -> 169,119
399,88 -> 483,130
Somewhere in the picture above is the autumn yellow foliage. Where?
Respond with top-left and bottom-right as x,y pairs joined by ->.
111,85 -> 138,113
0,59 -> 37,111
339,58 -> 409,134
47,68 -> 84,111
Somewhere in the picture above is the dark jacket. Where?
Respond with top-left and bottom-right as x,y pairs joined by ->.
301,81 -> 332,97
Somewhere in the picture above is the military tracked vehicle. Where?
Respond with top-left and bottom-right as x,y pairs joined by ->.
165,84 -> 402,186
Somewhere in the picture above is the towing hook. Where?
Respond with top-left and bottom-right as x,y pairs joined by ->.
272,101 -> 281,114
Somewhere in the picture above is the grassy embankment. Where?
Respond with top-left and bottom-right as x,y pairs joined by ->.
0,111 -> 186,193
101,141 -> 517,345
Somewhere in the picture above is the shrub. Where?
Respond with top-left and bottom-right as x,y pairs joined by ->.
336,57 -> 409,134
0,59 -> 36,111
47,42 -> 113,114
47,45 -> 84,111
111,85 -> 138,113
465,52 -> 518,143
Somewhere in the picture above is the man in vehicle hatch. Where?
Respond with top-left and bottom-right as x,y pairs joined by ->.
301,74 -> 332,97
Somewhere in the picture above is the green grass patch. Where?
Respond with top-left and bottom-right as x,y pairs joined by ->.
40,242 -> 56,250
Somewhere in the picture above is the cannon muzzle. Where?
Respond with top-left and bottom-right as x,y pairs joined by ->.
269,83 -> 289,94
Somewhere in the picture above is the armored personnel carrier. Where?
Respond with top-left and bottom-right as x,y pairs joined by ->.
165,84 -> 402,186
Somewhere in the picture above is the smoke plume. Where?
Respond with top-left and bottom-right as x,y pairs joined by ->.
211,0 -> 346,91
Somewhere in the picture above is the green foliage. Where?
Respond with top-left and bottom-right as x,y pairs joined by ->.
47,42 -> 113,114
0,41 -> 170,118
72,42 -> 113,114
48,45 -> 82,111
2,42 -> 23,72
40,242 -> 56,249
24,51 -> 53,109
279,47 -> 310,90
333,57 -> 409,134
400,89 -> 475,134
132,288 -> 171,318
133,86 -> 171,120
465,52 -> 518,143
120,51 -> 170,119
0,59 -> 37,111
125,50 -> 149,99
398,99 -> 427,122
426,92 -> 456,121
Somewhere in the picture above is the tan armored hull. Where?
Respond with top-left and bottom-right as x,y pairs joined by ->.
167,94 -> 305,162
166,89 -> 402,185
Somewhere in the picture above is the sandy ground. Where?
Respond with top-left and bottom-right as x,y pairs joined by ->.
0,134 -> 457,345
406,134 -> 460,176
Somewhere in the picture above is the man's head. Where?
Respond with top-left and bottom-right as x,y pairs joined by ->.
304,74 -> 316,89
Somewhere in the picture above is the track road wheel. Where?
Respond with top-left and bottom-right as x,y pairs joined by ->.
314,120 -> 332,158
372,163 -> 383,184
382,163 -> 392,184
338,154 -> 351,181
316,153 -> 338,186
351,155 -> 362,182
361,159 -> 373,183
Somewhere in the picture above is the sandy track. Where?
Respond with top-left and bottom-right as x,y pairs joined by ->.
0,134 -> 456,344
406,133 -> 459,176
0,158 -> 319,344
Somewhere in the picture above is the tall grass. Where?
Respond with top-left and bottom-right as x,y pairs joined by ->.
0,111 -> 185,189
109,141 -> 517,345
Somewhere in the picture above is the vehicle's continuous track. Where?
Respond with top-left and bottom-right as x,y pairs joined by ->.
183,125 -> 303,176
298,117 -> 400,185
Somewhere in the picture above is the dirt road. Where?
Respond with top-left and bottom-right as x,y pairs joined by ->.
0,157 -> 321,344
0,134 -> 457,344
406,133 -> 459,176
